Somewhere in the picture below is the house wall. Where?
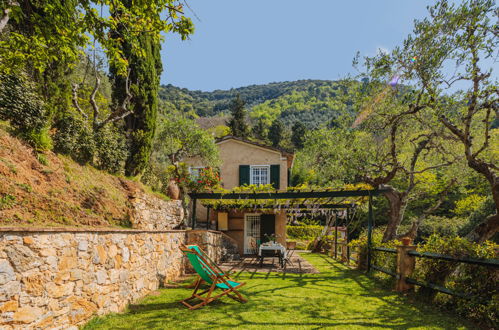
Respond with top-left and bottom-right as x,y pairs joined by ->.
185,139 -> 291,228
216,139 -> 289,190
219,210 -> 287,255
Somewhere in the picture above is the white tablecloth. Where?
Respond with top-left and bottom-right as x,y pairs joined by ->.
258,243 -> 286,258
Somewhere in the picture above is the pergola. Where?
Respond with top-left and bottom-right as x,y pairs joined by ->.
189,186 -> 390,270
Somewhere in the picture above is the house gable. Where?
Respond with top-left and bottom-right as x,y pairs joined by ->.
215,138 -> 291,190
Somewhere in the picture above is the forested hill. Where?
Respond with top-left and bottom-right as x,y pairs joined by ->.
159,79 -> 356,128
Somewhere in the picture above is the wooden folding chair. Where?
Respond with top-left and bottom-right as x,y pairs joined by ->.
179,244 -> 248,310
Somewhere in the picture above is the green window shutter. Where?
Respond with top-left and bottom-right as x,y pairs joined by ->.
239,165 -> 250,186
270,165 -> 280,189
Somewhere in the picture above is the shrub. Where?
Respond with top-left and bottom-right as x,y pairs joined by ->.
410,215 -> 468,240
53,114 -> 127,173
0,73 -> 52,150
349,229 -> 397,275
93,125 -> 128,174
460,196 -> 496,240
287,225 -> 323,240
413,234 -> 498,327
53,114 -> 95,164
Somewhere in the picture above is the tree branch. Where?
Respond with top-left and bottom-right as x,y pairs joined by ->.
97,70 -> 133,128
71,83 -> 88,120
90,74 -> 101,128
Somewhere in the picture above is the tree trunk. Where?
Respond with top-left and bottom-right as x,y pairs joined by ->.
468,179 -> 499,243
465,157 -> 499,242
0,8 -> 10,33
382,188 -> 408,243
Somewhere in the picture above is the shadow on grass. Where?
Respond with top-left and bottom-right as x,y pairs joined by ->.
84,253 -> 472,330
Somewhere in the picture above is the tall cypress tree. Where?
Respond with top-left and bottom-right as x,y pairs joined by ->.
268,119 -> 284,148
227,94 -> 248,138
110,23 -> 162,177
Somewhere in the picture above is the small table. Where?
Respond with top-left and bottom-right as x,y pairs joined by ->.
258,243 -> 287,268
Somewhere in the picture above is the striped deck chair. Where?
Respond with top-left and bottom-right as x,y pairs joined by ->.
179,244 -> 247,309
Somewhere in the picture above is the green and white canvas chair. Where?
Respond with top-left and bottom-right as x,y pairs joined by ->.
179,244 -> 247,310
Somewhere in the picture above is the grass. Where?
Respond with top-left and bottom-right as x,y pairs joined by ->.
83,253 -> 472,329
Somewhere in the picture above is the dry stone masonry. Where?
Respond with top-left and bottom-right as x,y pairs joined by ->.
130,192 -> 184,230
0,229 -> 224,329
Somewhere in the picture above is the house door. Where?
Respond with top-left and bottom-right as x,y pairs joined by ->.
244,214 -> 261,254
260,214 -> 276,243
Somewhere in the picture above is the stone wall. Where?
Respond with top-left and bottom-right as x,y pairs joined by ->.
186,230 -> 223,263
130,192 -> 184,230
0,228 -> 222,329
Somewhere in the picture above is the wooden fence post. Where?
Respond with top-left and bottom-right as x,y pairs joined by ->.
396,244 -> 416,292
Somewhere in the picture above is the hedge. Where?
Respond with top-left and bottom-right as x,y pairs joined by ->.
287,225 -> 322,239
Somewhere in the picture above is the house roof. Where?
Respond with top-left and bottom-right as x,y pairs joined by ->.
216,135 -> 294,156
215,135 -> 295,168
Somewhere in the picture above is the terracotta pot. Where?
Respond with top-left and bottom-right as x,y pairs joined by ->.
167,179 -> 180,200
401,237 -> 412,246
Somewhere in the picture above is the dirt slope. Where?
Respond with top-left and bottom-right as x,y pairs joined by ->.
0,128 -> 150,228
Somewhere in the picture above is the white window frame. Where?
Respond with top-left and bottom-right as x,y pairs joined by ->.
188,166 -> 205,179
250,165 -> 270,186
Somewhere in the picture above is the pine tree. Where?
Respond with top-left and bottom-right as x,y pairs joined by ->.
291,121 -> 306,149
110,29 -> 162,177
227,94 -> 248,138
268,119 -> 284,148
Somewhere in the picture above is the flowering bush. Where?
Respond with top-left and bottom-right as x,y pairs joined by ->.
187,167 -> 221,192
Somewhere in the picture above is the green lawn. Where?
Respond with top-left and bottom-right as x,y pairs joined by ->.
84,253 -> 471,329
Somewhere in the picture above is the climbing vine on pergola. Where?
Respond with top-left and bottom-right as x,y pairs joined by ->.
189,185 -> 390,271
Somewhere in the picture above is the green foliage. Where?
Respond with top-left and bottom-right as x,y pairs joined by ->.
453,194 -> 487,217
159,80 -> 357,130
398,216 -> 468,241
153,116 -> 219,166
53,114 -> 95,164
0,73 -> 51,150
93,126 -> 128,173
207,125 -> 230,138
109,21 -> 162,177
413,234 -> 498,327
36,153 -> 49,166
251,118 -> 267,141
460,197 -> 496,239
0,1 -> 193,76
287,225 -> 323,240
144,116 -> 220,194
349,229 -> 398,275
16,183 -> 33,193
0,194 -> 16,210
267,119 -> 284,148
53,114 -> 127,173
291,121 -> 306,149
227,95 -> 249,138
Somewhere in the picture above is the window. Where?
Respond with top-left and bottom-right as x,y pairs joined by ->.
250,165 -> 270,185
188,167 -> 204,179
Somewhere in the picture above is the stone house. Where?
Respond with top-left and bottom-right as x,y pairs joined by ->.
186,136 -> 294,255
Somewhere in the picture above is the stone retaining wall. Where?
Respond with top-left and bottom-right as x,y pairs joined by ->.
130,192 -> 184,230
0,228 -> 222,329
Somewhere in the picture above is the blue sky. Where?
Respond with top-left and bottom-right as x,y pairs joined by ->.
160,1 -> 435,91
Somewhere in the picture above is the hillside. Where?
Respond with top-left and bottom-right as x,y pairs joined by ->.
0,127 -> 160,228
159,79 -> 357,128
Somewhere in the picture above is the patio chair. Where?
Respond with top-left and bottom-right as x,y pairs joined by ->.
179,244 -> 247,310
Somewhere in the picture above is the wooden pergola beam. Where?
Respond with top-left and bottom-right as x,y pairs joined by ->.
189,187 -> 389,200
